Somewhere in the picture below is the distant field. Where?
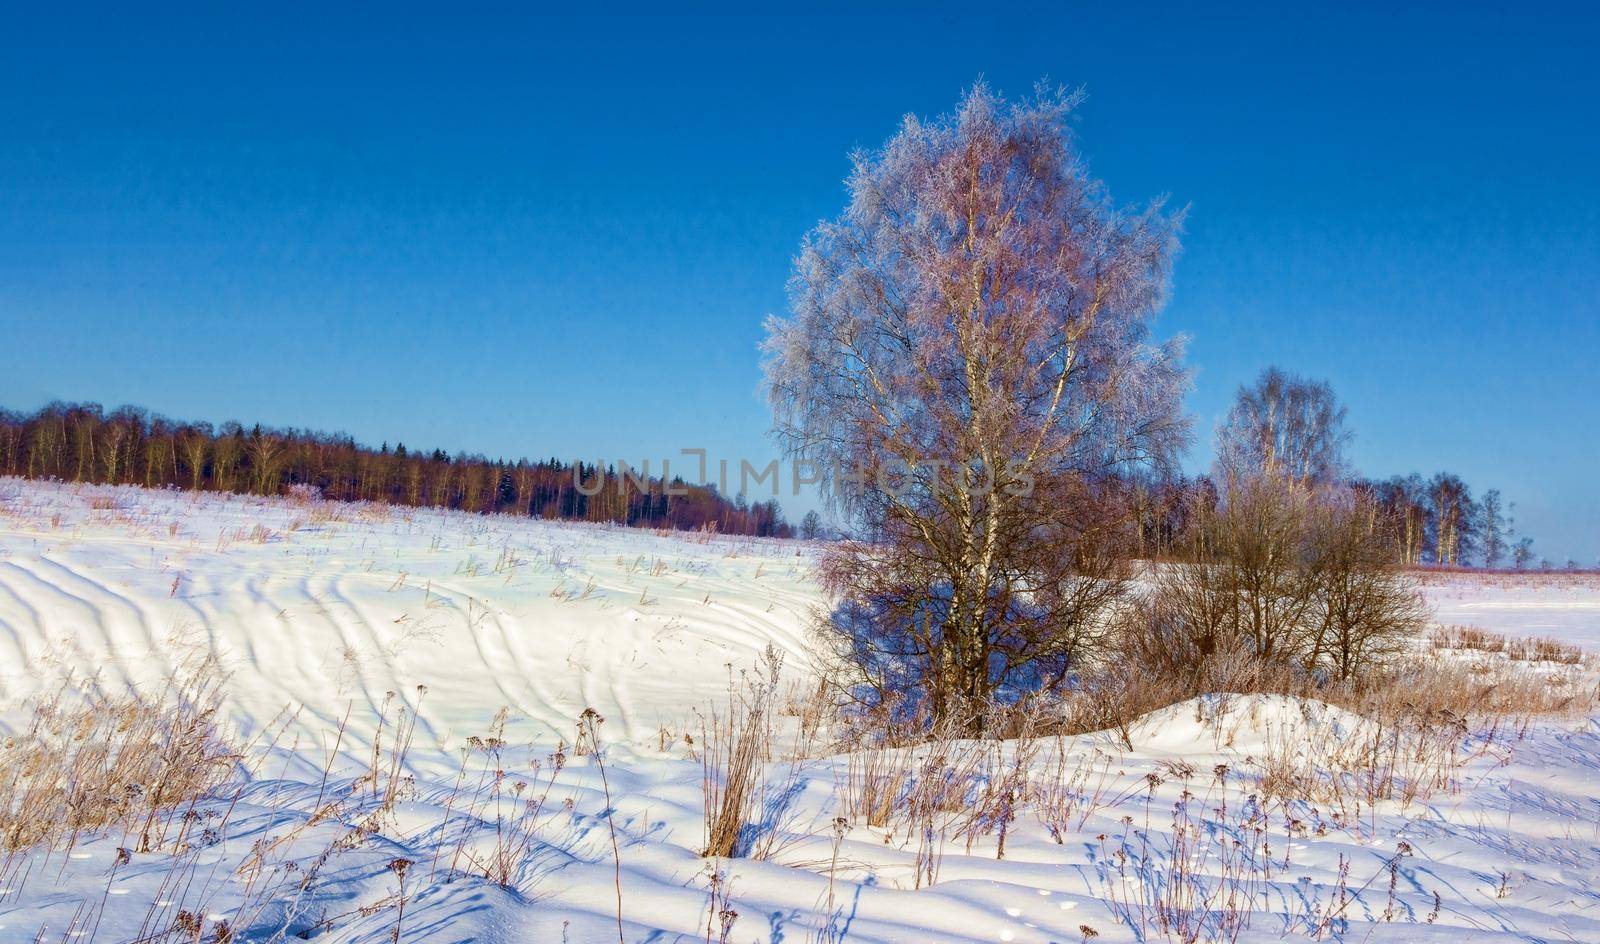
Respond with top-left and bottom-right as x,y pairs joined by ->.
1415,569 -> 1600,650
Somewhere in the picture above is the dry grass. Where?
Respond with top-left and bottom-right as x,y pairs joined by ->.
1244,701 -> 1471,814
832,707 -> 1044,887
700,645 -> 786,859
0,659 -> 239,854
1034,739 -> 1117,843
1096,764 -> 1263,944
841,743 -> 915,829
1358,654 -> 1597,719
1429,624 -> 1587,665
803,602 -> 1600,911
1059,629 -> 1599,748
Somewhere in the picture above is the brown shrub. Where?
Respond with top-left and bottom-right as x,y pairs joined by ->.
1150,478 -> 1428,682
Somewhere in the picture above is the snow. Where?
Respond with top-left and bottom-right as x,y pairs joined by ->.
1421,573 -> 1600,649
2,477 -> 1599,943
0,478 -> 818,756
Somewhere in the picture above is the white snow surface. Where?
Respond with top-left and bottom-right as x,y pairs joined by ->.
1,478 -> 1599,944
1422,572 -> 1600,649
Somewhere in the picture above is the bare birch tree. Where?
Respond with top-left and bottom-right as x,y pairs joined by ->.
1216,367 -> 1350,485
1427,472 -> 1476,566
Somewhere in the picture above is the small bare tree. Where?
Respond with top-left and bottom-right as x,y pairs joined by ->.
177,424 -> 211,491
1153,476 -> 1317,663
1304,491 -> 1430,679
763,82 -> 1189,722
1480,488 -> 1506,568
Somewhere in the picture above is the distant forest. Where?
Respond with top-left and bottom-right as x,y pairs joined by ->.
0,402 -> 1553,565
0,402 -> 792,537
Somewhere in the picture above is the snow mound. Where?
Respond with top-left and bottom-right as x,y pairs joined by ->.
1122,692 -> 1376,756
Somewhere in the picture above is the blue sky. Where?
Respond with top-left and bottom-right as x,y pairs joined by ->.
1,4 -> 1596,560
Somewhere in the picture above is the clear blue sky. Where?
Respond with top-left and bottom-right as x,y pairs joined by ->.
2,3 -> 1595,561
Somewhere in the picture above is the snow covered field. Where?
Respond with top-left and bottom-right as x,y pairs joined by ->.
1423,571 -> 1600,650
1,478 -> 1598,943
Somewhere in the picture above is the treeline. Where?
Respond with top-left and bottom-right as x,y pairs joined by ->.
0,402 -> 792,537
1129,472 -> 1537,569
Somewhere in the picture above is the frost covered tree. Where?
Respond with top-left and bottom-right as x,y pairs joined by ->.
762,82 -> 1189,722
1215,367 -> 1350,485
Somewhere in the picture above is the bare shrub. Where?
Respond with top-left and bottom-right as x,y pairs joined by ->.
1147,476 -> 1427,682
284,482 -> 323,505
1303,492 -> 1432,678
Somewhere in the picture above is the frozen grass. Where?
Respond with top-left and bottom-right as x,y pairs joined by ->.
2,665 -> 1598,941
